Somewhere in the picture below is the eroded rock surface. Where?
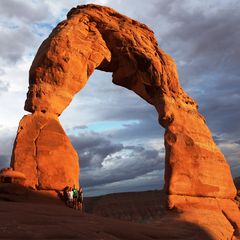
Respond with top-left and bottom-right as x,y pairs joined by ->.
11,113 -> 79,190
10,4 -> 239,238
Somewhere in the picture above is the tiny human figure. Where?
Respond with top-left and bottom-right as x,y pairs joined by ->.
67,187 -> 73,207
77,186 -> 83,211
63,186 -> 70,205
72,185 -> 78,210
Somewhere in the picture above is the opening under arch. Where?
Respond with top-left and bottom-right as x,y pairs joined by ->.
59,70 -> 165,196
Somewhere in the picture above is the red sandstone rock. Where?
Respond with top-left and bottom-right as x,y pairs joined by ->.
0,168 -> 26,179
168,195 -> 240,235
0,168 -> 26,185
24,4 -> 179,115
11,112 -> 79,190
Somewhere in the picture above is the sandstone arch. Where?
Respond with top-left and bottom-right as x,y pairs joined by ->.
11,4 -> 236,204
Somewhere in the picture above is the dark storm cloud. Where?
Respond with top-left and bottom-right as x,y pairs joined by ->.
158,1 -> 239,128
69,130 -> 164,188
197,90 -> 240,138
212,135 -> 225,145
143,1 -> 240,145
84,169 -> 163,197
70,132 -> 123,168
235,140 -> 240,145
80,146 -> 163,188
73,125 -> 88,130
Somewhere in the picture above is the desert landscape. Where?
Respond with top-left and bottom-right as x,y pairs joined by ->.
0,2 -> 240,240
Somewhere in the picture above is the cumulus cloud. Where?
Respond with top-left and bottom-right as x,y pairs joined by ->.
148,1 -> 240,140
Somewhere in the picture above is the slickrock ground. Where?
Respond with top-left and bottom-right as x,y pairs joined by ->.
84,190 -> 167,223
0,184 -> 215,240
84,190 -> 240,239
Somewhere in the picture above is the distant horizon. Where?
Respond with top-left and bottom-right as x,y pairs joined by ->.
85,188 -> 162,198
0,0 -> 239,197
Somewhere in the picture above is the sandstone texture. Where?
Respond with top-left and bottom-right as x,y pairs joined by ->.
84,190 -> 168,223
0,168 -> 26,179
9,4 -> 239,238
11,113 -> 79,190
0,168 -> 26,185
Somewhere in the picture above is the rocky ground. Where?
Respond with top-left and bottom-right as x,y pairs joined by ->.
1,183 -> 239,239
84,190 -> 168,223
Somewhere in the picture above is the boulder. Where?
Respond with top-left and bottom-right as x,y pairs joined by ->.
0,167 -> 26,184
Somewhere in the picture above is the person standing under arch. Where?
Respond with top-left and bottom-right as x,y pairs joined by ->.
72,185 -> 78,209
77,186 -> 83,211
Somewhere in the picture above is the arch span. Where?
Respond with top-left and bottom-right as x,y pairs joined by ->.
11,4 -> 236,201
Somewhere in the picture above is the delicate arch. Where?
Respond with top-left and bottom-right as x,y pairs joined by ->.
12,5 -> 236,202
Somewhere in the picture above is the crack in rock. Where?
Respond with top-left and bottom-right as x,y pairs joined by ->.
33,121 -> 48,189
221,210 -> 240,239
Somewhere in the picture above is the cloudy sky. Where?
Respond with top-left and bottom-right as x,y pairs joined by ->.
0,0 -> 239,196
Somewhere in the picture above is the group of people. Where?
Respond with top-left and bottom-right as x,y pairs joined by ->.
64,185 -> 83,211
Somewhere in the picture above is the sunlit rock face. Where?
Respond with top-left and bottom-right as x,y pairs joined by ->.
11,112 -> 79,190
10,4 -> 240,238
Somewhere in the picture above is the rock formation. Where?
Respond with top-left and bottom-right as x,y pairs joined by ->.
11,113 -> 79,190
0,167 -> 26,184
10,4 -> 240,238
